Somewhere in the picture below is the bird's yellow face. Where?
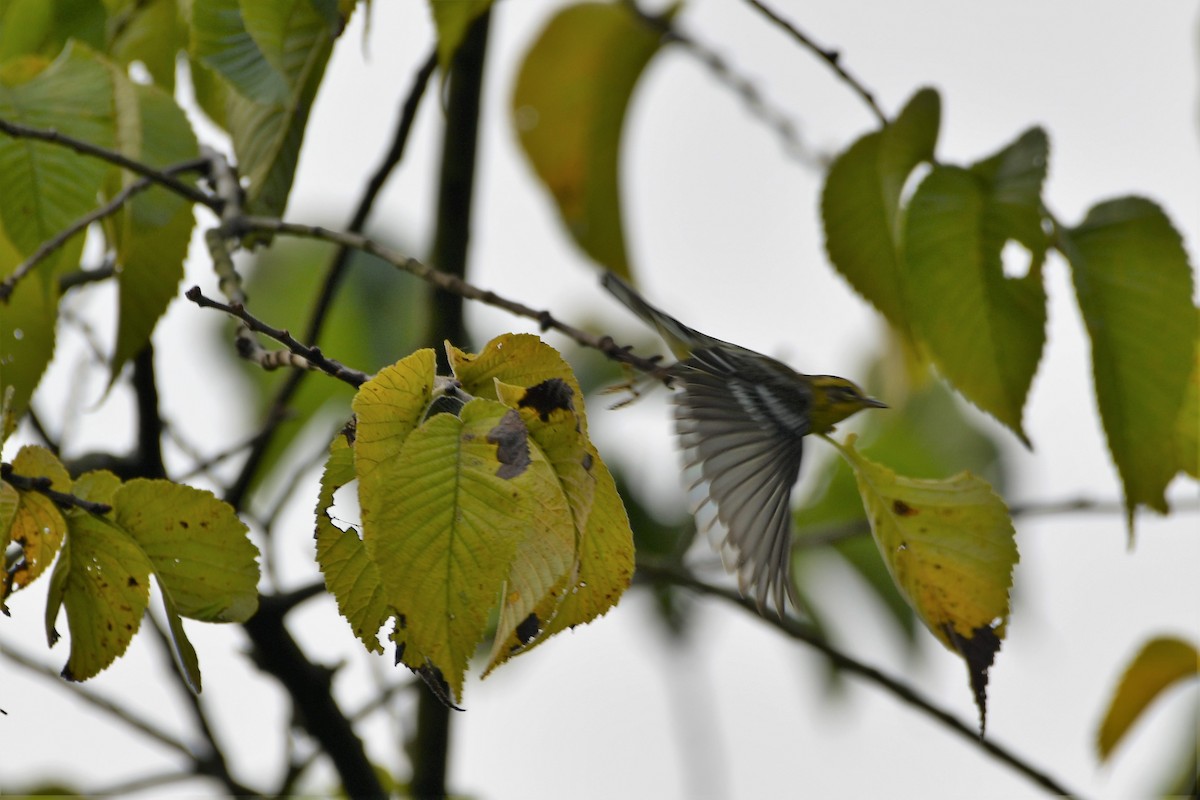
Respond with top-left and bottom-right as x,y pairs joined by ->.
807,376 -> 887,433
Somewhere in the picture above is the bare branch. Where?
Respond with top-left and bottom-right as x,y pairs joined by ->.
636,559 -> 1084,798
0,117 -> 219,210
740,0 -> 887,125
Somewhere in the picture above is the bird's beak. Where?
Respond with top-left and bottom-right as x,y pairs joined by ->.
863,396 -> 888,409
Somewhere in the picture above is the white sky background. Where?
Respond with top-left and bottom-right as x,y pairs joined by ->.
1,1 -> 1198,798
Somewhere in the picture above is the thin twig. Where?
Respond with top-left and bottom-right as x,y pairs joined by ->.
0,117 -> 218,210
636,560 -> 1084,798
626,2 -> 826,167
58,258 -> 117,293
0,464 -> 111,515
0,641 -> 192,757
183,287 -> 371,387
0,157 -> 207,302
223,216 -> 670,379
225,48 -> 438,512
740,0 -> 887,125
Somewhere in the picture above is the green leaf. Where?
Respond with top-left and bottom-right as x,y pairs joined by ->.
109,0 -> 185,91
0,220 -> 60,430
109,78 -> 199,382
512,1 -> 669,279
1,445 -> 70,603
903,159 -> 1048,444
426,0 -> 492,75
837,433 -> 1017,731
219,0 -> 342,215
361,399 -> 535,702
0,43 -> 114,259
1177,335 -> 1199,479
54,513 -> 153,681
1059,198 -> 1196,523
161,592 -> 203,693
315,432 -> 388,653
112,479 -> 260,622
1097,636 -> 1199,760
822,87 -> 940,335
190,0 -> 289,103
0,0 -> 106,61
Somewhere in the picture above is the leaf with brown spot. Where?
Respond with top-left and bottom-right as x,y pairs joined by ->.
2,446 -> 69,602
837,433 -> 1018,731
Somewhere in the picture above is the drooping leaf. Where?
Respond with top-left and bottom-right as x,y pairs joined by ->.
1,445 -> 70,602
822,87 -> 940,335
837,433 -> 1017,731
426,0 -> 492,75
109,0 -> 185,91
512,1 -> 670,278
161,591 -> 203,693
190,0 -> 289,103
361,399 -> 534,702
903,157 -> 1048,444
1059,198 -> 1195,524
112,478 -> 259,622
0,221 -> 63,425
0,43 -> 113,260
52,513 -> 153,681
315,432 -> 388,653
1097,636 -> 1199,760
109,77 -> 199,383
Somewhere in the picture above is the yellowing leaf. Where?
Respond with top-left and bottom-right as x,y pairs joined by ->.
361,400 -> 534,702
315,432 -> 388,653
0,219 -> 61,425
352,348 -> 437,485
52,513 -> 153,681
1096,636 -> 1199,760
112,479 -> 260,622
1,445 -> 70,602
512,1 -> 669,278
822,87 -> 940,336
1059,198 -> 1196,525
837,434 -> 1017,730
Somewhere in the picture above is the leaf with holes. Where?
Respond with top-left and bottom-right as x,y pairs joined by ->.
2,445 -> 69,605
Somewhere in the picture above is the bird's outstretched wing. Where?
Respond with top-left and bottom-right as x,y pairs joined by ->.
673,346 -> 811,614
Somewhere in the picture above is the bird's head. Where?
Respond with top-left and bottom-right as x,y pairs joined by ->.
808,376 -> 887,433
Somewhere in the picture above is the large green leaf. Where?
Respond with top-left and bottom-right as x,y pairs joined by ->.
0,43 -> 114,259
1059,198 -> 1195,523
822,88 -> 940,335
191,0 -> 289,103
109,77 -> 199,382
512,1 -> 669,279
0,0 -> 106,61
903,155 -> 1048,444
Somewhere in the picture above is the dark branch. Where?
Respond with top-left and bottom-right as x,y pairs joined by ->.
636,560 -> 1083,797
0,464 -> 111,515
0,118 -> 218,210
740,0 -> 887,125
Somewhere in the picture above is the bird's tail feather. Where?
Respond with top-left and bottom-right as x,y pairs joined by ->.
601,272 -> 706,360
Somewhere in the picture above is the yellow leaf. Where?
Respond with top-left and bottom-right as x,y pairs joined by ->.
1097,636 -> 1199,761
2,445 -> 69,601
838,434 -> 1018,730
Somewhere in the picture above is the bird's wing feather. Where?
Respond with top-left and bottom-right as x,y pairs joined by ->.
674,348 -> 810,614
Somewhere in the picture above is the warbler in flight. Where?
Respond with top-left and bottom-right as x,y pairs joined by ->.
603,272 -> 886,615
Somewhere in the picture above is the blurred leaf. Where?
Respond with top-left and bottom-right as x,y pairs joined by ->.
838,433 -> 1017,731
0,226 -> 61,432
1177,333 -> 1198,479
904,149 -> 1048,445
0,43 -> 114,259
314,432 -> 388,653
512,1 -> 670,279
1096,636 -> 1199,761
822,87 -> 940,336
112,479 -> 260,622
1059,198 -> 1196,525
0,0 -> 105,61
190,0 -> 288,103
109,0 -> 185,91
426,0 -> 492,75
109,77 -> 198,383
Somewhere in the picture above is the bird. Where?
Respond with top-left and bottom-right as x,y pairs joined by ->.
602,272 -> 886,615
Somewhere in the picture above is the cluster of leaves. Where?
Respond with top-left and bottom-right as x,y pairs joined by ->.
315,334 -> 634,703
1,438 -> 259,688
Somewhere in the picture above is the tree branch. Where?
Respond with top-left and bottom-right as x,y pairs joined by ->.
0,118 -> 218,210
635,560 -> 1084,797
0,464 -> 111,515
739,0 -> 887,125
